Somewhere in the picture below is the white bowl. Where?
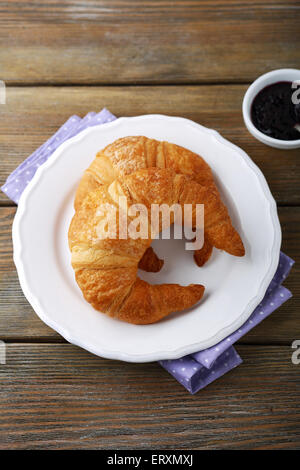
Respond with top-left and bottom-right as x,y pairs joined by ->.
243,69 -> 300,149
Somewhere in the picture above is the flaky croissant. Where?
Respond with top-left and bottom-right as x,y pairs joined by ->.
74,136 -> 244,271
69,168 -> 244,324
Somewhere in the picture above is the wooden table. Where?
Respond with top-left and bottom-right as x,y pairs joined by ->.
0,1 -> 299,450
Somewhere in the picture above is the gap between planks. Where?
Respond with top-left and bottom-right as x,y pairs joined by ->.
5,81 -> 253,87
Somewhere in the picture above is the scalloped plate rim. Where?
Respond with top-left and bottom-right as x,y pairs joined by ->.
12,114 -> 281,362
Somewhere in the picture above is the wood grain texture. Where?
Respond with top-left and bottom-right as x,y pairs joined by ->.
1,86 -> 300,205
0,206 -> 298,343
0,0 -> 299,451
0,344 -> 299,449
0,1 -> 299,84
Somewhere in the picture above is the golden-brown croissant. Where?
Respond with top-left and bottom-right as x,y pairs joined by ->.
69,168 -> 244,324
74,136 -> 242,271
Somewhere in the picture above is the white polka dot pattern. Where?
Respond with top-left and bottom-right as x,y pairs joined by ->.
160,346 -> 242,394
190,252 -> 293,372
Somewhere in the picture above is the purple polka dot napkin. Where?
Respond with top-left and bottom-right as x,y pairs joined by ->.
160,252 -> 293,393
2,109 -> 294,394
2,109 -> 115,203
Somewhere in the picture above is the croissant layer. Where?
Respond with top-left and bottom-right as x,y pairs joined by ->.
69,168 -> 244,324
74,136 -> 234,270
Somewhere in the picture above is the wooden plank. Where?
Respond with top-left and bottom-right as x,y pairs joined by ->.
0,1 -> 299,84
0,207 -> 63,340
0,344 -> 299,449
1,86 -> 300,205
0,206 -> 298,343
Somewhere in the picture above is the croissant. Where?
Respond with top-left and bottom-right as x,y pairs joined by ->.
74,136 -> 243,271
69,168 -> 244,324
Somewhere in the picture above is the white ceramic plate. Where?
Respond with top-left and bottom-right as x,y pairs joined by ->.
13,115 -> 281,362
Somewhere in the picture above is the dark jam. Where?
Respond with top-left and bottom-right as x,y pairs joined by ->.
251,81 -> 300,141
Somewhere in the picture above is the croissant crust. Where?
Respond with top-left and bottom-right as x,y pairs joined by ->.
69,157 -> 245,324
74,136 -> 244,273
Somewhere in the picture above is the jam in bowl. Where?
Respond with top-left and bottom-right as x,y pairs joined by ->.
243,69 -> 300,149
